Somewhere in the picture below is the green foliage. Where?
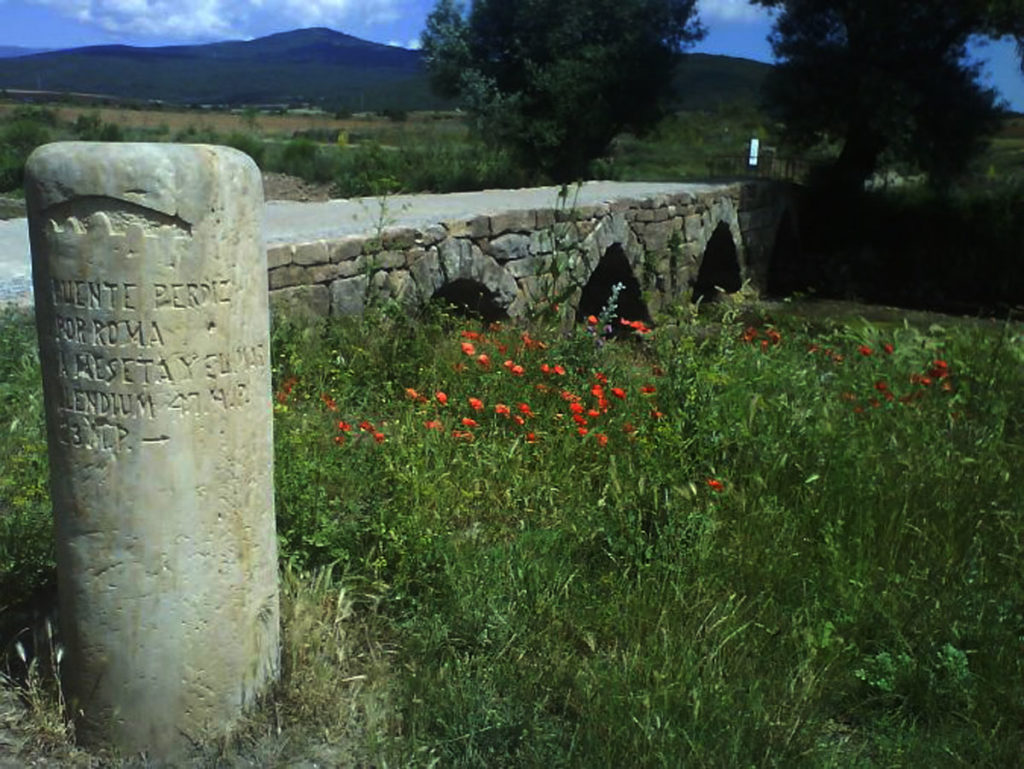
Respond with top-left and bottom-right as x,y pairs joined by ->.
0,115 -> 51,192
71,112 -> 123,142
421,0 -> 705,181
754,0 -> 1024,191
263,303 -> 1024,765
224,131 -> 267,167
0,309 -> 53,602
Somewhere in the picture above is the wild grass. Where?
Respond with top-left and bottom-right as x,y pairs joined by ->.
2,299 -> 1023,766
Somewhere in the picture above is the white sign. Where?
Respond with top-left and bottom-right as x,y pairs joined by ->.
748,138 -> 760,167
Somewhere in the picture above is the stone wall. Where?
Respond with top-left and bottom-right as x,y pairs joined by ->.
267,181 -> 791,321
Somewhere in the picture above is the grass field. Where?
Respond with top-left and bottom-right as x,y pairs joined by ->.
2,297 -> 1022,766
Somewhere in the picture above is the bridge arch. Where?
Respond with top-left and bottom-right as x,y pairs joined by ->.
693,221 -> 742,302
431,279 -> 509,321
576,243 -> 652,326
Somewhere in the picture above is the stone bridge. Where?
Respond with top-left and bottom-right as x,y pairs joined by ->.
264,180 -> 800,322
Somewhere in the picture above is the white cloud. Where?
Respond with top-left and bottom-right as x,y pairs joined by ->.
699,0 -> 772,23
23,0 -> 400,40
406,37 -> 420,50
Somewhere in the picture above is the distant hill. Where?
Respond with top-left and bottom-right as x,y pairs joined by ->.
0,46 -> 51,59
672,53 -> 771,111
0,27 -> 770,112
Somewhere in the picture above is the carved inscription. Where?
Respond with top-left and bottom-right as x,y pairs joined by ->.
43,208 -> 264,454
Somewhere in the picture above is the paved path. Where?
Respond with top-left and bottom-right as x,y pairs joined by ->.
1,181 -> 724,304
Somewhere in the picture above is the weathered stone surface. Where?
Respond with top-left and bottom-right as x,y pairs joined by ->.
269,264 -> 310,290
506,253 -> 553,280
444,216 -> 490,239
641,219 -> 683,254
328,236 -> 364,263
270,284 -> 330,319
366,250 -> 406,270
25,142 -> 278,759
490,209 -> 535,235
684,214 -> 706,243
330,274 -> 368,316
418,223 -> 447,246
488,232 -> 532,262
381,226 -> 417,250
267,244 -> 293,269
534,209 -> 556,228
410,248 -> 444,300
529,228 -> 555,254
293,239 -> 329,267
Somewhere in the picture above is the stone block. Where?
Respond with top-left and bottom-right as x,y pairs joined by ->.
534,209 -> 556,228
330,275 -> 368,316
266,244 -> 293,269
269,264 -> 310,290
293,240 -> 329,267
641,219 -> 682,254
488,232 -> 532,262
270,284 -> 330,319
418,223 -> 447,246
329,236 -> 364,263
381,226 -> 417,250
410,249 -> 444,299
490,209 -> 535,235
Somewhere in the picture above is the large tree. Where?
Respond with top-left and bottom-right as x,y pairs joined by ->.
752,0 -> 1024,191
421,0 -> 704,181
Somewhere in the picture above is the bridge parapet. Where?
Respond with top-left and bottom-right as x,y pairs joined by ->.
266,181 -> 793,321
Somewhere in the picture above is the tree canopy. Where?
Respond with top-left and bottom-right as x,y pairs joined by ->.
421,0 -> 704,182
752,0 -> 1024,191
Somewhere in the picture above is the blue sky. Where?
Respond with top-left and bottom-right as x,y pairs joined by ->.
0,0 -> 1021,111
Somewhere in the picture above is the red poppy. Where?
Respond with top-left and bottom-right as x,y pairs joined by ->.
874,380 -> 888,391
477,354 -> 491,368
525,432 -> 538,443
334,435 -> 345,445
338,421 -> 353,432
553,365 -> 566,376
742,326 -> 759,343
587,409 -> 601,419
622,422 -> 636,434
511,364 -> 525,377
540,363 -> 551,375
640,385 -> 656,394
460,341 -> 476,356
569,402 -> 585,415
573,414 -> 588,427
435,390 -> 449,405
405,387 -> 427,403
513,415 -> 526,426
595,372 -> 608,385
461,330 -> 481,341
495,403 -> 511,416
858,345 -> 873,356
707,478 -> 724,492
424,420 -> 443,431
451,430 -> 474,441
650,410 -> 664,420
461,417 -> 479,428
611,387 -> 626,400
561,390 -> 580,402
373,431 -> 386,444
883,343 -> 894,354
321,394 -> 337,411
596,434 -> 609,447
577,427 -> 589,437
359,420 -> 374,432
518,402 -> 534,418
468,397 -> 484,411
587,314 -> 599,326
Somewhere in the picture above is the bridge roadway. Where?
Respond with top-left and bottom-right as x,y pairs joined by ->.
0,181 -> 729,305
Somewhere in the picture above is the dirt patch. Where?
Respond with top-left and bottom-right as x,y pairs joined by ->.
262,172 -> 336,202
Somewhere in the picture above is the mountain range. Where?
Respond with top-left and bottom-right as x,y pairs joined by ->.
0,27 -> 770,112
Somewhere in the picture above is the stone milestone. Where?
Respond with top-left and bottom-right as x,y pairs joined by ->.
25,143 -> 279,757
